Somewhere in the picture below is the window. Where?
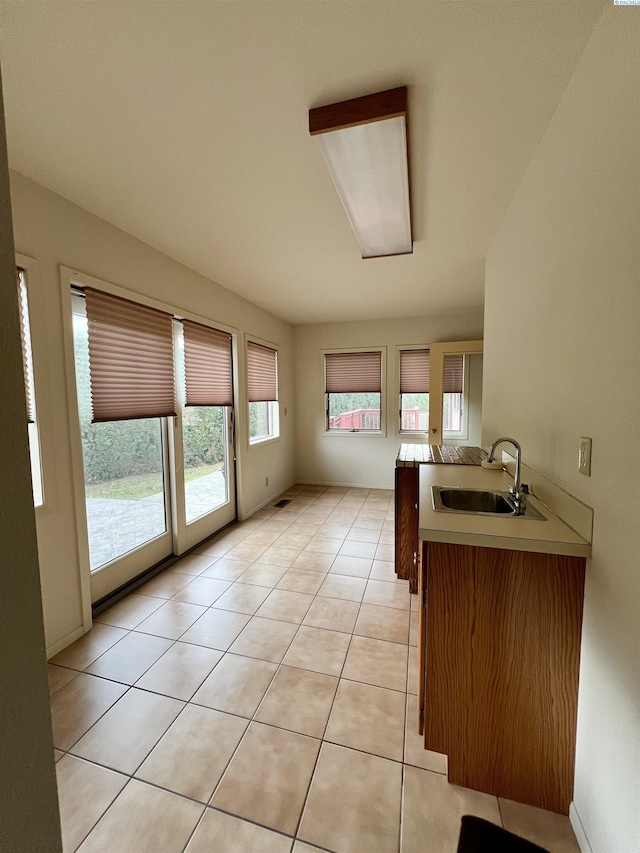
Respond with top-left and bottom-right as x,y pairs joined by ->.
325,350 -> 383,432
399,348 -> 429,432
247,340 -> 279,443
17,268 -> 44,507
442,353 -> 466,438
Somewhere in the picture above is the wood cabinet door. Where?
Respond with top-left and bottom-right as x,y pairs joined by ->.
417,540 -> 428,735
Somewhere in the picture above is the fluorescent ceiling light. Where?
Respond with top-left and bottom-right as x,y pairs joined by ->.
310,87 -> 412,259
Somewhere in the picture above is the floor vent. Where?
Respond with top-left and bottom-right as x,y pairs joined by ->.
273,499 -> 291,508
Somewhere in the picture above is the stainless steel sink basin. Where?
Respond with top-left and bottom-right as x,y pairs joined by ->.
432,486 -> 545,520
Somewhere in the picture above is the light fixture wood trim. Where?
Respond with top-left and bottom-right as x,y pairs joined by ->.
309,86 -> 407,135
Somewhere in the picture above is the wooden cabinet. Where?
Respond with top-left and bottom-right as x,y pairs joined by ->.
418,540 -> 586,815
394,466 -> 419,592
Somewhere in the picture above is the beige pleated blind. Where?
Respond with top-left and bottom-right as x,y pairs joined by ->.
443,354 -> 464,393
85,288 -> 176,422
183,320 -> 233,407
399,349 -> 430,394
247,341 -> 278,402
16,269 -> 34,423
325,351 -> 382,393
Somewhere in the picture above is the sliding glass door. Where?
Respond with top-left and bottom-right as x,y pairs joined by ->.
70,289 -> 236,603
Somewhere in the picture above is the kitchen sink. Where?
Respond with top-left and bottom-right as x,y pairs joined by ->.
432,486 -> 545,520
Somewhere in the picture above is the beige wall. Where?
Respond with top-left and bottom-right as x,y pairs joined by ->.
294,313 -> 484,488
10,171 -> 295,656
0,87 -> 62,850
483,9 -> 639,852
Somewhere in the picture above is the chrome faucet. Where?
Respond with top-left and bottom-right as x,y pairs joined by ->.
487,437 -> 529,515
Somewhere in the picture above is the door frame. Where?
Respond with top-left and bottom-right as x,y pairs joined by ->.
59,266 -> 240,610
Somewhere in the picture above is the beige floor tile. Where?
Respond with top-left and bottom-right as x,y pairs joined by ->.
276,569 -> 325,595
185,808 -> 293,853
71,688 -> 184,774
192,653 -> 277,717
171,576 -> 231,606
54,749 -> 64,762
135,641 -> 223,700
50,623 -> 129,671
136,704 -> 248,803
299,742 -> 402,853
401,765 -> 501,853
135,599 -> 207,640
228,616 -> 298,663
238,563 -> 289,587
379,529 -> 395,545
354,603 -> 410,644
201,556 -> 252,580
304,536 -> 342,555
290,522 -> 322,537
94,593 -> 164,630
317,574 -> 366,602
292,551 -> 335,573
257,545 -> 302,567
77,779 -> 204,853
303,597 -> 360,633
338,540 -> 377,560
353,517 -> 383,531
136,569 -> 195,599
364,578 -> 411,611
171,553 -> 216,576
47,663 -> 77,696
243,529 -> 282,546
293,842 -> 323,853
342,635 -> 408,692
375,544 -> 395,562
180,608 -> 251,651
211,722 -> 320,836
226,541 -> 269,562
282,626 -> 351,676
330,554 -> 373,578
50,673 -> 128,751
212,582 -> 271,615
194,539 -> 235,557
256,589 -> 314,624
500,798 -> 581,853
274,532 -> 313,550
408,644 -> 418,694
325,679 -> 405,761
404,694 -> 447,774
370,559 -> 399,583
409,610 -> 418,646
346,527 -> 381,544
318,523 -> 352,539
56,754 -> 128,853
85,630 -> 173,684
255,665 -> 338,737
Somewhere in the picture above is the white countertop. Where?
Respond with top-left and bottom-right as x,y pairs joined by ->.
418,464 -> 591,558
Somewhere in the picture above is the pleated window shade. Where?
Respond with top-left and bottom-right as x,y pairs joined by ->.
443,354 -> 464,393
325,351 -> 382,393
183,320 -> 233,407
16,269 -> 34,423
247,341 -> 278,402
399,349 -> 430,394
85,288 -> 176,422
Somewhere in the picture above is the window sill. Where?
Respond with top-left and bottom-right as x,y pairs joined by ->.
323,430 -> 386,438
249,434 -> 280,449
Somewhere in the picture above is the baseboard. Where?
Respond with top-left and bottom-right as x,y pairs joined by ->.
570,802 -> 593,853
296,479 -> 392,490
46,623 -> 85,660
241,479 -> 297,520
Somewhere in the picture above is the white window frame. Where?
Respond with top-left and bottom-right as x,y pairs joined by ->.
396,344 -> 431,437
442,354 -> 470,442
322,346 -> 386,438
246,335 -> 280,448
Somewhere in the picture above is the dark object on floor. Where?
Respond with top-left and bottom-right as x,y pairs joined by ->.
273,499 -> 291,508
457,815 -> 551,853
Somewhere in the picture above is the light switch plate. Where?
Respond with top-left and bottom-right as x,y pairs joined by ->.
579,437 -> 592,476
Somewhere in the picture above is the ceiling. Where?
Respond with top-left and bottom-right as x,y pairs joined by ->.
1,1 -> 603,324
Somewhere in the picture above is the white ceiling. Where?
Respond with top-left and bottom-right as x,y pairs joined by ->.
1,1 -> 603,324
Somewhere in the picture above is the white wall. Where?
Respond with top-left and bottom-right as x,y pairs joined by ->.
483,9 -> 639,852
10,171 -> 295,656
294,313 -> 484,488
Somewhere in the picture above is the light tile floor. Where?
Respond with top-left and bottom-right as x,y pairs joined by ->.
50,484 -> 581,853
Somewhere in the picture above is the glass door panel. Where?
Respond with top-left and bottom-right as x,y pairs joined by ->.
72,296 -> 173,602
183,405 -> 228,524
